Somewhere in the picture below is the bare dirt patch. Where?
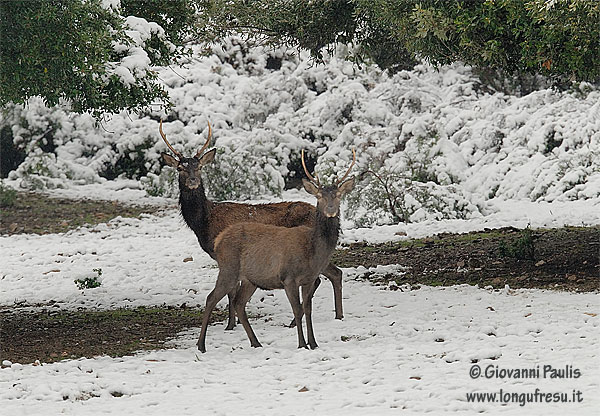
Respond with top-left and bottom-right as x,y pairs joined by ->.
333,226 -> 599,292
0,191 -> 159,235
0,307 -> 225,365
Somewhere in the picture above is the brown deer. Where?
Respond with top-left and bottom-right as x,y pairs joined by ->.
158,120 -> 345,330
197,149 -> 355,352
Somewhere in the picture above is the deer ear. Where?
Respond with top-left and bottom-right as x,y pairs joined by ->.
337,177 -> 355,196
302,179 -> 319,196
162,153 -> 179,168
198,148 -> 216,166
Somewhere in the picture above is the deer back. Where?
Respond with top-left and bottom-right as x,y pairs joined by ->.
215,222 -> 314,290
205,201 -> 315,256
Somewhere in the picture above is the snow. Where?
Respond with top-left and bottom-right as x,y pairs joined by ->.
342,197 -> 600,244
106,16 -> 166,87
100,0 -> 120,10
1,186 -> 599,415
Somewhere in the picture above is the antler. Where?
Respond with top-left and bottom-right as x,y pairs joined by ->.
160,120 -> 213,159
159,119 -> 183,159
335,147 -> 356,185
195,121 -> 212,158
302,148 -> 356,187
301,149 -> 320,187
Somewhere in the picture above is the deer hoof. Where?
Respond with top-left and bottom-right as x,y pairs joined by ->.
309,342 -> 319,350
197,344 -> 206,353
225,323 -> 236,331
251,341 -> 262,348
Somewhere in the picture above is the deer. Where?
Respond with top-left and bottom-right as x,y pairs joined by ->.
197,148 -> 355,352
158,120 -> 345,330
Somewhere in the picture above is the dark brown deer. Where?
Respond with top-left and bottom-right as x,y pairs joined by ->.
198,149 -> 355,352
159,120 -> 345,330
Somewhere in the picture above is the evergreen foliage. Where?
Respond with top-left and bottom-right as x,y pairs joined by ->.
197,0 -> 600,82
0,0 -> 198,117
1,0 -> 598,119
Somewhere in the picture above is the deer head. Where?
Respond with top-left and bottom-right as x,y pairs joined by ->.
301,148 -> 356,218
159,120 -> 215,190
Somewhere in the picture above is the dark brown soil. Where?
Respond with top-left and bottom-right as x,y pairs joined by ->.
0,307 -> 225,365
1,191 -> 598,365
332,226 -> 599,292
0,191 -> 159,235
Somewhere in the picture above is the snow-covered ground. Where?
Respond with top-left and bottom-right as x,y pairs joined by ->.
1,187 -> 598,415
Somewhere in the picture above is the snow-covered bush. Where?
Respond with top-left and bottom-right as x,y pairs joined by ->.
347,171 -> 484,226
343,133 -> 485,227
2,99 -> 159,189
1,37 -> 598,224
141,168 -> 178,198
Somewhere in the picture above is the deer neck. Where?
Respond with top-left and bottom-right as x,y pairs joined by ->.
178,180 -> 214,255
311,209 -> 340,260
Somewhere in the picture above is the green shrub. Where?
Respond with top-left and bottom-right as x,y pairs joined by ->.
0,183 -> 17,207
499,228 -> 536,260
75,268 -> 103,290
202,147 -> 284,201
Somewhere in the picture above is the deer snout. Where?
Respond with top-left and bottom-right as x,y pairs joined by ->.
186,177 -> 202,189
324,204 -> 339,217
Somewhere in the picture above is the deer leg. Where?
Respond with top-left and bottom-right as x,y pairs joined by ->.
283,279 -> 307,349
302,281 -> 318,350
288,277 -> 321,328
234,280 -> 261,348
322,262 -> 344,320
197,272 -> 236,353
224,284 -> 238,330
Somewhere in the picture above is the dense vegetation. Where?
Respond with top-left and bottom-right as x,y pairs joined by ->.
198,0 -> 600,82
1,0 -> 598,118
0,0 -> 198,117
